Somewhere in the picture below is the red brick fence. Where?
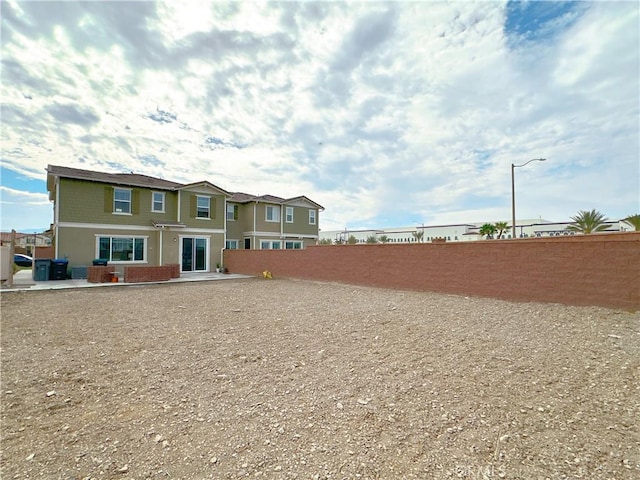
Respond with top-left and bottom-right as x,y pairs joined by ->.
88,264 -> 180,284
225,233 -> 640,311
123,264 -> 179,283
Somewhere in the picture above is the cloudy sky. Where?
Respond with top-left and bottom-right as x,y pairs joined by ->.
1,0 -> 638,233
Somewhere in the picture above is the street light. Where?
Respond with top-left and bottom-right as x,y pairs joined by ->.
511,158 -> 546,239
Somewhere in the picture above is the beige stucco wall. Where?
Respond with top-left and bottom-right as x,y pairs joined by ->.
56,226 -> 159,276
56,226 -> 224,274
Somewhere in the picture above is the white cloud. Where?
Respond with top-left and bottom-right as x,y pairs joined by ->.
0,1 -> 637,233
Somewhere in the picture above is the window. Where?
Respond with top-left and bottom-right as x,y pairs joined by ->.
285,241 -> 302,249
196,196 -> 210,218
114,188 -> 131,214
266,205 -> 280,222
98,236 -> 145,262
285,206 -> 294,223
225,240 -> 238,249
309,209 -> 316,225
152,192 -> 165,212
260,240 -> 281,249
227,204 -> 239,221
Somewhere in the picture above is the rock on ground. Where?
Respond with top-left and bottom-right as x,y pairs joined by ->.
1,278 -> 639,479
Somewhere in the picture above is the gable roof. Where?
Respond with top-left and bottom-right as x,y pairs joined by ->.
229,192 -> 284,204
229,192 -> 324,210
47,165 -> 183,190
179,181 -> 231,197
46,165 -> 322,209
283,195 -> 325,210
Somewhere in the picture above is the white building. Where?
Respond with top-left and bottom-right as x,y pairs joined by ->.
320,218 -> 634,244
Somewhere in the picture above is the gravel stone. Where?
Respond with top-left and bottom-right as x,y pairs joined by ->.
1,278 -> 639,479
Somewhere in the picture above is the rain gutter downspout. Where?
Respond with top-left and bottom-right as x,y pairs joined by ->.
159,227 -> 163,266
54,177 -> 60,259
280,202 -> 284,246
253,201 -> 257,249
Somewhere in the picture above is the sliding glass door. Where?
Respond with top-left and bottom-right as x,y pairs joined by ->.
181,237 -> 208,272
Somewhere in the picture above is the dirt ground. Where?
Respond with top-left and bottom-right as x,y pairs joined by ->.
1,278 -> 639,480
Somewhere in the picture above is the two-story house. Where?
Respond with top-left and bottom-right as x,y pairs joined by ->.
226,193 -> 323,251
46,165 -> 323,275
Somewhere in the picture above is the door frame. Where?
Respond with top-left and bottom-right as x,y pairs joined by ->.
179,235 -> 210,272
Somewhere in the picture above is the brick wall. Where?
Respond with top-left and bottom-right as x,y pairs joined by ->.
87,266 -> 113,283
225,232 -> 640,311
168,264 -> 180,279
34,246 -> 54,259
124,265 -> 173,283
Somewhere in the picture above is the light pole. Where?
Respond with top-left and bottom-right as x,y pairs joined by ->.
511,158 -> 546,239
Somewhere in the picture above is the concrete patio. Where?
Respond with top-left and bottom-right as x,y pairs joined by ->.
0,268 -> 253,293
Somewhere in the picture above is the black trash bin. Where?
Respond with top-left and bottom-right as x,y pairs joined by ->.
50,259 -> 69,280
33,259 -> 51,281
92,259 -> 108,266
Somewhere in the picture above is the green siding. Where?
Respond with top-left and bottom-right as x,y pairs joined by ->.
283,206 -> 319,236
254,203 -> 281,233
179,191 -> 225,229
225,202 -> 244,241
58,178 -> 178,226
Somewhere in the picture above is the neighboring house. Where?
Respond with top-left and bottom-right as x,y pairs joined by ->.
0,232 -> 52,254
226,193 -> 323,251
46,165 -> 323,274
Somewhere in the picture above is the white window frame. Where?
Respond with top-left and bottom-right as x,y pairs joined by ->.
265,205 -> 280,222
225,239 -> 239,249
309,209 -> 316,225
114,188 -> 131,214
285,206 -> 294,223
260,240 -> 282,249
96,235 -> 147,263
152,191 -> 165,213
285,240 -> 303,249
196,195 -> 210,219
226,204 -> 237,221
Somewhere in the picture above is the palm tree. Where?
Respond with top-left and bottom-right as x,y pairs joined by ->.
378,235 -> 390,244
347,235 -> 358,245
479,223 -> 496,239
624,214 -> 640,231
566,209 -> 609,234
365,235 -> 378,244
411,230 -> 424,243
494,221 -> 509,239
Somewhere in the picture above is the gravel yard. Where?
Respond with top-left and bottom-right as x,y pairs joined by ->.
1,278 -> 639,479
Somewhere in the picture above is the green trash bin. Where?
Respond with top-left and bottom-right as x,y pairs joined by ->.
33,259 -> 51,281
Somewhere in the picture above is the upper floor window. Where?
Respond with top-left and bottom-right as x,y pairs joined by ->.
285,206 -> 294,223
285,240 -> 302,249
309,209 -> 316,225
227,204 -> 238,221
152,192 -> 165,213
225,239 -> 239,249
266,205 -> 280,222
114,188 -> 131,214
196,196 -> 210,219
